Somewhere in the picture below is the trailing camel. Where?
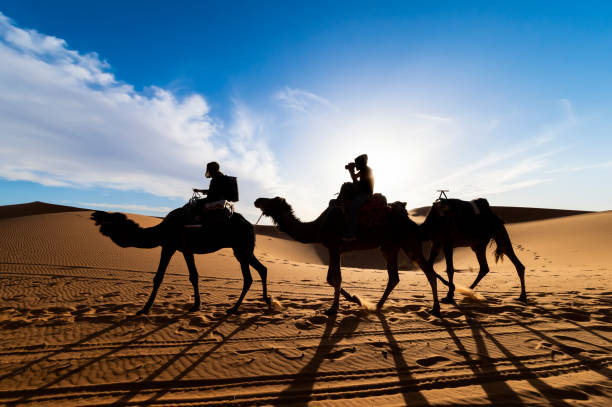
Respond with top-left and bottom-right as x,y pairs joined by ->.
255,184 -> 448,316
420,198 -> 526,303
91,206 -> 270,315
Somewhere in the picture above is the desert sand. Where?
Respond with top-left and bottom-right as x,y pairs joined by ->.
0,202 -> 610,406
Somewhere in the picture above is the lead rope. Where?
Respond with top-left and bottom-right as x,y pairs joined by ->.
255,211 -> 264,225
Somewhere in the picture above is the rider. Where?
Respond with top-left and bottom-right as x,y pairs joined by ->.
193,161 -> 230,206
343,154 -> 374,241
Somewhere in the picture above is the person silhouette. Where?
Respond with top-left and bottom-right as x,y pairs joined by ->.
193,162 -> 238,207
343,154 -> 374,241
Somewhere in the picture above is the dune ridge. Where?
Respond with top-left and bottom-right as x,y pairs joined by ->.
0,201 -> 86,220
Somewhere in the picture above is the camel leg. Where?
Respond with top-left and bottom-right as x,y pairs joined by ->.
250,255 -> 272,307
405,244 -> 440,317
377,249 -> 400,310
227,260 -> 253,314
324,249 -> 342,316
441,244 -> 456,304
138,246 -> 176,315
183,252 -> 201,312
469,244 -> 489,290
427,242 -> 441,269
510,252 -> 527,302
494,228 -> 527,302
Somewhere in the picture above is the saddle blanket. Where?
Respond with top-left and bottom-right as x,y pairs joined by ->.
358,194 -> 389,226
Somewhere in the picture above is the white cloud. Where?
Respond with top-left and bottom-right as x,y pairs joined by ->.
0,12 -> 279,205
275,86 -> 337,114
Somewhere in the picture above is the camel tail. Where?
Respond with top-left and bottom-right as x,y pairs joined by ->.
91,211 -> 163,248
491,219 -> 511,264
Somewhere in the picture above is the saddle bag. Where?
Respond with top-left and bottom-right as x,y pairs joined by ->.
223,176 -> 239,202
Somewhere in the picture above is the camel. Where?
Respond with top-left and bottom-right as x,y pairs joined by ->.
254,186 -> 446,316
420,198 -> 526,303
91,206 -> 271,315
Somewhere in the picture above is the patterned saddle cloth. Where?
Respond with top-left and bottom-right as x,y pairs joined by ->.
356,193 -> 390,227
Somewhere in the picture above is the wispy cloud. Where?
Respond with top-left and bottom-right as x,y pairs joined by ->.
0,12 -> 280,203
274,86 -> 336,114
425,99 -> 582,199
547,161 -> 612,174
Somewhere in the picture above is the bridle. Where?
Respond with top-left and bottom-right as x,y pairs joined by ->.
255,211 -> 264,225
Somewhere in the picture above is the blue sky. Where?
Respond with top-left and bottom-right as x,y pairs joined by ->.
0,1 -> 611,220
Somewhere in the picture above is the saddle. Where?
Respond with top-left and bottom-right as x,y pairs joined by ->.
331,192 -> 390,228
184,198 -> 234,228
357,194 -> 390,227
433,197 -> 490,218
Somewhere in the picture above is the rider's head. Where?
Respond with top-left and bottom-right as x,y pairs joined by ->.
205,161 -> 220,178
354,154 -> 368,170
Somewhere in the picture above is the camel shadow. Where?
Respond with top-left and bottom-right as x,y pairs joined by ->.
137,314 -> 261,405
109,314 -> 231,405
440,315 -> 526,406
0,318 -> 128,384
449,305 -> 600,406
6,312 -> 189,406
377,312 -> 430,406
271,313 -> 360,406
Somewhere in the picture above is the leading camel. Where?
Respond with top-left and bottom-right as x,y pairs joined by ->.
254,188 -> 446,316
91,206 -> 271,315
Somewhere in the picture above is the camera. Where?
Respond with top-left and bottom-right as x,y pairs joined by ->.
345,162 -> 355,170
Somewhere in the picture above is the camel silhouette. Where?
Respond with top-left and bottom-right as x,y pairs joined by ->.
254,187 -> 447,316
91,207 -> 271,315
420,198 -> 526,303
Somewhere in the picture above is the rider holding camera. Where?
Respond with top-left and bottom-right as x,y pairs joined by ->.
343,154 -> 374,241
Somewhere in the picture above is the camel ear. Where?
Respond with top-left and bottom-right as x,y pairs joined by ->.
401,202 -> 407,208
280,197 -> 286,203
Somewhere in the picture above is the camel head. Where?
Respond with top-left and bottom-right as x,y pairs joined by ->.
254,197 -> 294,220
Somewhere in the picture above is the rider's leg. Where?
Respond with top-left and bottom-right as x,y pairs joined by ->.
343,194 -> 369,240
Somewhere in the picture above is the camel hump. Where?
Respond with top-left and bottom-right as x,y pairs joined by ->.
433,198 -> 492,217
470,198 -> 492,215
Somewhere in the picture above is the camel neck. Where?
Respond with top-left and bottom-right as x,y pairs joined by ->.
274,210 -> 323,244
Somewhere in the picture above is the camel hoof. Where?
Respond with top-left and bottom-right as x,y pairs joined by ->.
429,307 -> 441,318
517,295 -> 527,303
136,308 -> 149,316
226,307 -> 239,315
441,296 -> 455,305
189,304 -> 201,312
324,307 -> 338,316
264,296 -> 272,306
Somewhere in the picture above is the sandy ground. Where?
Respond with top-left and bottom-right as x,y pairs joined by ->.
0,204 -> 610,406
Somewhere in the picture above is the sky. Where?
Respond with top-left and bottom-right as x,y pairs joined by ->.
0,1 -> 611,222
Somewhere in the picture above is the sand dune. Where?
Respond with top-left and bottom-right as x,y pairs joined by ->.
0,203 -> 609,406
0,201 -> 86,220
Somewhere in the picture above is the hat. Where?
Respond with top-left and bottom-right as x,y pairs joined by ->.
205,161 -> 220,178
354,154 -> 368,167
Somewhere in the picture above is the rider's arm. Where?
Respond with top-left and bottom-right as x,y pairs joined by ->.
347,166 -> 359,183
193,188 -> 209,194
